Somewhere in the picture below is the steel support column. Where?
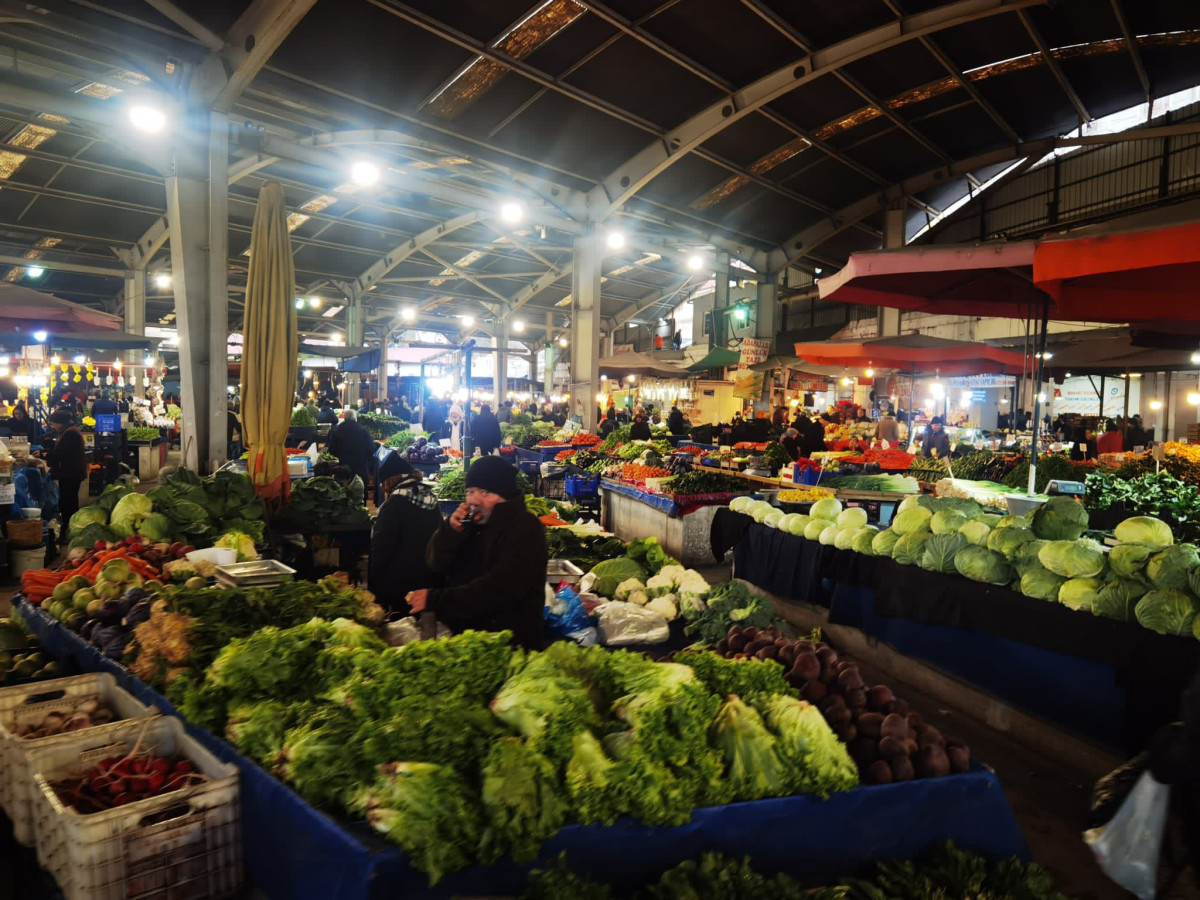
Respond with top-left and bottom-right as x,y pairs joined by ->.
493,323 -> 508,406
345,298 -> 364,406
570,232 -> 602,433
122,265 -> 145,396
544,310 -> 555,397
165,110 -> 229,473
378,330 -> 392,403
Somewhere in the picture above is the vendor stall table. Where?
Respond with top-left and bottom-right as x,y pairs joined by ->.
714,510 -> 1200,754
11,595 -> 1029,900
600,479 -> 720,566
516,446 -> 568,464
693,462 -> 783,488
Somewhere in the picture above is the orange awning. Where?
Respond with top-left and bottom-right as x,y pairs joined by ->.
793,334 -> 1027,376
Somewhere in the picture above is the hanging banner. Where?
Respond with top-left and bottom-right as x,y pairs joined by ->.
738,338 -> 771,369
1053,375 -> 1139,415
732,368 -> 765,399
787,370 -> 830,392
947,375 -> 1017,388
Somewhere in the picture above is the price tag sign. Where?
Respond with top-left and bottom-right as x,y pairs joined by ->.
1153,442 -> 1166,462
879,439 -> 890,449
974,440 -> 985,450
0,483 -> 14,505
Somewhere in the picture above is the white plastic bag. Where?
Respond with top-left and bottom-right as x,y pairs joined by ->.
383,616 -> 452,646
594,602 -> 670,646
1083,770 -> 1169,900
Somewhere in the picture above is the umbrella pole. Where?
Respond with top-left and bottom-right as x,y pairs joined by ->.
908,363 -> 915,438
1028,295 -> 1050,496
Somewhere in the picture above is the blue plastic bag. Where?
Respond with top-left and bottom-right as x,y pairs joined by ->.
544,584 -> 593,639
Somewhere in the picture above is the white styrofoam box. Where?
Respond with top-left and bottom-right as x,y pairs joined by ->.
184,547 -> 237,566
0,673 -> 153,846
28,715 -> 241,900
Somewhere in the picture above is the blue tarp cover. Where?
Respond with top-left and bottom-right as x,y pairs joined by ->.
599,478 -> 680,517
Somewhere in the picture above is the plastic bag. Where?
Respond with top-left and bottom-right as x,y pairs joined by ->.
544,584 -> 591,638
1089,752 -> 1150,830
1083,770 -> 1169,900
594,602 -> 669,646
382,616 -> 452,646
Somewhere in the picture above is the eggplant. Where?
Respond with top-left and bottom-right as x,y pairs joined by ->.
95,600 -> 123,626
125,600 -> 153,628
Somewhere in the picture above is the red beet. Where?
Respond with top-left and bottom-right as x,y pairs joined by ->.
947,744 -> 971,773
865,685 -> 895,711
877,736 -> 907,759
890,755 -> 915,782
880,713 -> 909,741
865,760 -> 893,785
790,652 -> 820,682
916,745 -> 951,778
857,712 -> 884,740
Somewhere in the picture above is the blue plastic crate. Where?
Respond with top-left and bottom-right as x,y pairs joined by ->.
564,472 -> 600,500
94,414 -> 122,433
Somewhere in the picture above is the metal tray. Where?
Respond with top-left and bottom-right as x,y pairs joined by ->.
215,559 -> 297,586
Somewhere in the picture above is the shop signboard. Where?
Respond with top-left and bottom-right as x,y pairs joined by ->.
1052,375 -> 1139,415
946,375 -> 1017,388
738,338 -> 771,369
787,370 -> 829,392
732,368 -> 765,399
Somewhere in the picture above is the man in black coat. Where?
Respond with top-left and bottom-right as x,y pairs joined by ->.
369,462 -> 443,614
666,405 -> 686,435
45,409 -> 87,536
409,456 -> 546,649
471,403 -> 503,455
327,409 -> 376,502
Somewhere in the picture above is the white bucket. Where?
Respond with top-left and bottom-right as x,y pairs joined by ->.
9,546 -> 45,579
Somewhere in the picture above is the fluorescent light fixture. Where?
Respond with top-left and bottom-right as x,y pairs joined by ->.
512,318 -> 525,333
1192,351 -> 1200,365
687,254 -> 704,271
400,306 -> 416,322
930,381 -> 944,398
461,315 -> 475,328
25,266 -> 44,279
627,374 -> 636,383
73,355 -> 85,365
350,160 -> 381,186
304,370 -> 313,379
144,355 -> 155,367
308,296 -> 321,309
499,201 -> 523,224
605,230 -> 625,250
128,105 -> 166,134
733,305 -> 748,323
1150,399 -> 1164,410
1187,392 -> 1200,406
153,272 -> 171,290
50,355 -> 60,365
841,376 -> 852,386
924,396 -> 935,408
595,392 -> 606,403
1037,392 -> 1047,403
558,335 -> 568,348
32,330 -> 47,342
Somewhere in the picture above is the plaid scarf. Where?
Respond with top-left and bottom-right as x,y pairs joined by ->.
391,482 -> 438,511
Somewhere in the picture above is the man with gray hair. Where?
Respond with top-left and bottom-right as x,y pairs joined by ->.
328,408 -> 376,503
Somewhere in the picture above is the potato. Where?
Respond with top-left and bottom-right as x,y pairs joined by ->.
947,744 -> 971,774
790,652 -> 820,682
837,666 -> 865,691
877,736 -> 907,759
844,687 -> 867,709
880,713 -> 909,741
916,745 -> 951,779
865,685 -> 895,711
865,760 -> 893,785
802,680 -> 827,703
856,712 -> 884,740
835,723 -> 857,743
917,727 -> 945,748
890,755 -> 915,782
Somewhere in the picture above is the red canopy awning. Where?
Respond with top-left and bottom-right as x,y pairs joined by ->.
1033,220 -> 1200,325
793,334 -> 1027,376
817,241 -> 1045,319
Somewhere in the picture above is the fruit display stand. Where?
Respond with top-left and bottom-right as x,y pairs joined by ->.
715,510 -> 1200,755
10,594 -> 1030,900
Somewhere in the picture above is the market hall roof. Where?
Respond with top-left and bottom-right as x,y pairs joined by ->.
0,0 -> 1198,340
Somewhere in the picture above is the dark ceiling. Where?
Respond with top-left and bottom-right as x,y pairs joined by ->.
0,0 -> 1197,344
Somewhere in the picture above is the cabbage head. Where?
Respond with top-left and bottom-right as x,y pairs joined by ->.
851,527 -> 878,555
892,507 -> 932,536
893,531 -> 933,566
994,515 -> 1028,530
953,546 -> 1012,585
787,514 -> 811,537
810,497 -> 842,521
930,509 -> 968,535
987,526 -> 1035,560
935,497 -> 983,519
215,530 -> 258,562
750,502 -> 775,523
897,495 -> 924,514
1038,539 -> 1106,578
959,520 -> 991,547
763,510 -> 784,530
1109,543 -> 1154,580
1146,544 -> 1200,591
837,507 -> 868,530
1019,567 -> 1066,601
588,558 -> 647,597
1114,516 -> 1174,549
1093,578 -> 1148,622
1011,539 -> 1050,578
920,533 -> 968,574
1030,496 -> 1089,541
834,527 -> 859,550
818,524 -> 840,546
1135,589 -> 1199,636
871,529 -> 901,558
69,507 -> 109,531
1058,577 -> 1104,612
973,513 -> 1003,529
109,493 -> 154,538
729,496 -> 753,514
137,512 -> 173,541
804,518 -> 833,541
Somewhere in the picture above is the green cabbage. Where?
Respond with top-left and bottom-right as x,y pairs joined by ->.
588,558 -> 647,597
1093,578 -> 1148,622
1135,589 -> 1199,636
953,545 -> 1012,585
892,507 -> 932,536
934,497 -> 983,519
216,530 -> 259,562
833,527 -> 857,550
1114,516 -> 1174,549
1109,544 -> 1154,580
818,524 -> 839,546
1058,577 -> 1104,612
920,533 -> 968,574
973,513 -> 1003,529
1146,544 -> 1200,591
810,498 -> 842,521
137,512 -> 173,541
763,511 -> 784,530
994,515 -> 1027,530
804,519 -> 833,541
871,529 -> 901,558
1011,539 -> 1050,578
1030,496 -> 1089,541
109,492 -> 154,538
836,507 -> 868,530
959,520 -> 991,547
892,531 -> 932,566
1038,539 -> 1106,578
69,507 -> 108,531
850,527 -> 878,555
1019,567 -> 1067,601
786,515 -> 810,537
930,509 -> 968,535
987,526 -> 1035,560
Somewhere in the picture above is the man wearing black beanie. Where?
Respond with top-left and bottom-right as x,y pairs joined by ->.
408,456 -> 547,649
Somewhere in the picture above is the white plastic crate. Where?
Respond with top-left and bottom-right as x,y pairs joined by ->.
28,715 -> 241,900
0,672 -> 153,846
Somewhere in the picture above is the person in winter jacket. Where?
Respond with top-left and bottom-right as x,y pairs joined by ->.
666,405 -> 686,435
327,410 -> 376,502
444,404 -> 465,453
471,403 -> 502,455
369,462 -> 443,614
45,409 -> 87,535
409,456 -> 546,649
921,416 -> 952,459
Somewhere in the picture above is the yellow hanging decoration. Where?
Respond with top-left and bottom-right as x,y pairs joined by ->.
73,374 -> 81,382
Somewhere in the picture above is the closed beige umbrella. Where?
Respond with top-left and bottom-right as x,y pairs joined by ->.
242,183 -> 298,505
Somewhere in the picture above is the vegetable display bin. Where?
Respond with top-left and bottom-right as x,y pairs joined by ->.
29,715 -> 241,900
0,672 -> 152,846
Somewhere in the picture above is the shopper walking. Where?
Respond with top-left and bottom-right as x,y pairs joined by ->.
666,404 -> 686,435
875,411 -> 900,444
45,409 -> 87,537
369,462 -> 443,615
471,403 -> 502,455
327,409 -> 376,502
409,456 -> 546,649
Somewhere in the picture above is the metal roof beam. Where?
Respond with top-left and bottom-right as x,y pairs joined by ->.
348,210 -> 487,301
212,0 -> 319,112
607,276 -> 696,330
417,247 -> 508,311
0,253 -> 127,277
505,263 -> 573,319
1017,9 -> 1091,124
591,0 -> 1047,216
1108,0 -> 1151,105
140,0 -> 224,51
